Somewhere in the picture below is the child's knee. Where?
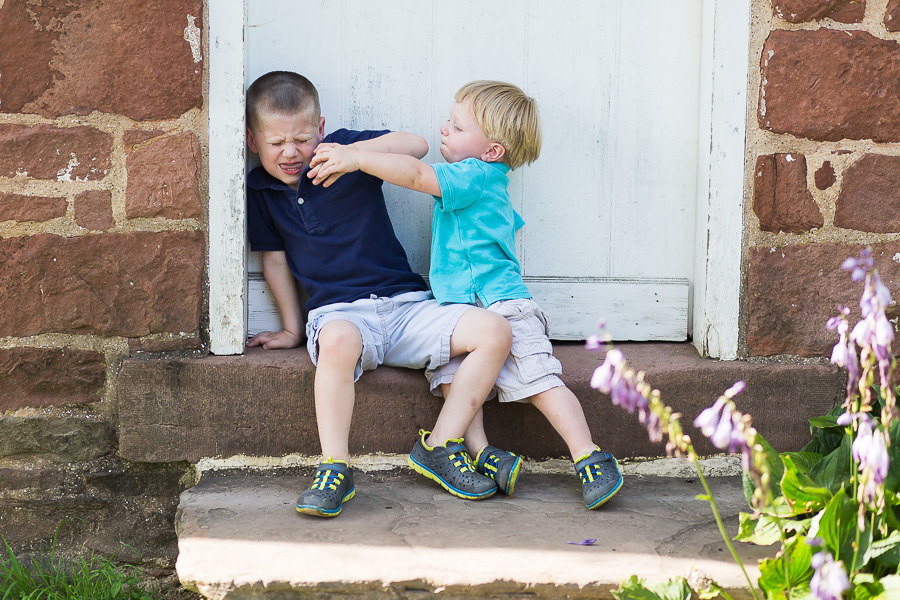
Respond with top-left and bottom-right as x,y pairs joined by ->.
481,312 -> 513,353
316,321 -> 363,366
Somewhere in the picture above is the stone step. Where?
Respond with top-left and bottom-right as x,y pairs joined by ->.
175,468 -> 776,600
119,342 -> 843,463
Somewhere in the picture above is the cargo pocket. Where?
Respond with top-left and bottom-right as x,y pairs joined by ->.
509,336 -> 557,381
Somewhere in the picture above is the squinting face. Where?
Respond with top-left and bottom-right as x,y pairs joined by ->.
439,101 -> 493,164
247,113 -> 324,189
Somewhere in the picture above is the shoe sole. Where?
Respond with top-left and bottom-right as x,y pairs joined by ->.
586,470 -> 623,510
296,488 -> 356,517
407,455 -> 497,500
500,456 -> 523,495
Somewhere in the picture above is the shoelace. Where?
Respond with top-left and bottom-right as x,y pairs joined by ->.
483,451 -> 515,475
483,454 -> 501,475
312,468 -> 344,491
448,451 -> 475,473
580,462 -> 604,485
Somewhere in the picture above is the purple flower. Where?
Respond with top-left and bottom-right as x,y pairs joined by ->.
852,416 -> 889,486
585,335 -> 605,351
590,349 -> 622,392
724,380 -> 746,398
809,550 -> 849,600
693,397 -> 727,438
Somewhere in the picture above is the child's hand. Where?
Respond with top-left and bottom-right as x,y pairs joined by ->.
247,329 -> 302,350
309,144 -> 360,187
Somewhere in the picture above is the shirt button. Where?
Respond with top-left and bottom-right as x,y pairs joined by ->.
297,197 -> 305,205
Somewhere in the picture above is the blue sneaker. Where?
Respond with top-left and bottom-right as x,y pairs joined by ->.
408,430 -> 497,500
575,449 -> 623,509
474,445 -> 522,495
296,458 -> 355,517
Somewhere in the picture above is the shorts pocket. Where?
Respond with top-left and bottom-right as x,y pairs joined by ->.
509,336 -> 557,381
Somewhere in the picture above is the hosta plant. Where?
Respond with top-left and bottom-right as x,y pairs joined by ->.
591,248 -> 900,600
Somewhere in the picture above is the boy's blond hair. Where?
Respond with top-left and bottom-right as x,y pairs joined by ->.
246,71 -> 320,132
455,80 -> 541,170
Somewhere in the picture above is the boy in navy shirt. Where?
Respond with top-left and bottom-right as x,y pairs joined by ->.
309,80 -> 623,510
246,71 -> 512,517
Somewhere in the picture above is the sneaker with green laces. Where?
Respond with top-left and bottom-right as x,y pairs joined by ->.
474,445 -> 522,495
575,449 -> 623,509
296,458 -> 355,517
407,430 -> 497,500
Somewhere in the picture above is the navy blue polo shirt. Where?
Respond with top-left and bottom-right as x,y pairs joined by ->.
247,128 -> 428,311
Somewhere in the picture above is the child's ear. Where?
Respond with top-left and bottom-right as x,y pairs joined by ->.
482,142 -> 506,163
246,127 -> 259,154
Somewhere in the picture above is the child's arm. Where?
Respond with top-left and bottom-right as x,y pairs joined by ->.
246,251 -> 304,350
309,145 -> 441,197
350,132 -> 428,159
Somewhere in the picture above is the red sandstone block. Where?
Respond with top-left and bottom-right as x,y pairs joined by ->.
0,347 -> 105,410
752,154 -> 823,234
0,193 -> 67,223
74,190 -> 114,232
771,0 -> 865,22
0,125 -> 111,181
886,0 -> 900,31
0,0 -> 202,120
759,29 -> 900,143
835,154 -> 900,233
0,231 -> 204,337
126,133 -> 202,220
814,162 -> 836,190
748,242 -> 900,357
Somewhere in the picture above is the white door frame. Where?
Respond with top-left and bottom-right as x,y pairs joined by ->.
207,0 -> 750,360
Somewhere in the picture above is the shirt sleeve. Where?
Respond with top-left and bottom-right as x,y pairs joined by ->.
246,188 -> 284,252
513,209 -> 525,232
431,159 -> 488,212
325,128 -> 391,145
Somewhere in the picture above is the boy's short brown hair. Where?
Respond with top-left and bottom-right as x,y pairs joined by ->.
455,80 -> 541,170
246,71 -> 320,132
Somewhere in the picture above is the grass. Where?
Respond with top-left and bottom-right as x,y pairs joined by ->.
0,534 -> 156,600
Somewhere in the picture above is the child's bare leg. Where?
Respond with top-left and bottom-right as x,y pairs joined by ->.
313,320 -> 363,462
528,385 -> 596,460
427,310 -> 511,447
442,382 -> 489,455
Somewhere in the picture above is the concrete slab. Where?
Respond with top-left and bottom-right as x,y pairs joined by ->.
120,343 -> 843,463
176,468 -> 776,600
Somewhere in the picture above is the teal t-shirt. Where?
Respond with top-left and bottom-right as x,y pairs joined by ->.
429,158 -> 531,306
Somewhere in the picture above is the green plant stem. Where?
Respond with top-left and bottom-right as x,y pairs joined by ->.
694,461 -> 761,600
779,527 -> 792,600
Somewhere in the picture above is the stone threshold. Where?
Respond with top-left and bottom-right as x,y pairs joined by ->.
118,342 -> 844,464
175,469 -> 776,600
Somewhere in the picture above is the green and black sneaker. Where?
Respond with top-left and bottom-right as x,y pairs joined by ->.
474,445 -> 522,495
408,430 -> 497,500
575,449 -> 623,509
296,458 -> 355,517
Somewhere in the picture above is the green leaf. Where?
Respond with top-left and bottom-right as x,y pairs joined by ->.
781,455 -> 833,515
758,535 -> 813,597
809,433 -> 853,494
885,419 -> 900,494
736,512 -> 782,546
612,575 -> 693,600
875,575 -> 900,600
819,488 -> 873,572
781,452 -> 824,475
869,530 -> 900,569
808,416 -> 844,436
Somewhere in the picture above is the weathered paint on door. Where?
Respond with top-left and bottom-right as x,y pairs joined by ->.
246,1 -> 700,341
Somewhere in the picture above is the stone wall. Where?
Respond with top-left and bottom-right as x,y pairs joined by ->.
0,0 -> 205,566
746,0 -> 900,357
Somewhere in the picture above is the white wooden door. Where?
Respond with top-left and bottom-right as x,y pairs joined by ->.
245,1 -> 700,341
